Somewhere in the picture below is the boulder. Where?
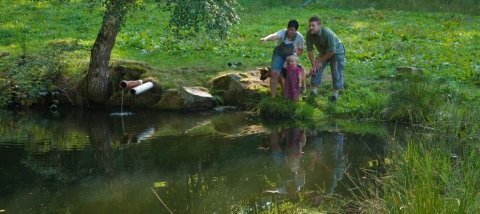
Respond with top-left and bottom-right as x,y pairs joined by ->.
207,71 -> 269,109
154,86 -> 216,111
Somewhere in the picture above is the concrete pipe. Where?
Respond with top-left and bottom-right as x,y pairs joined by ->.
129,82 -> 153,96
119,80 -> 143,90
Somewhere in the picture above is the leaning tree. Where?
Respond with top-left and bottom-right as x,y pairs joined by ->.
86,0 -> 141,103
86,0 -> 239,104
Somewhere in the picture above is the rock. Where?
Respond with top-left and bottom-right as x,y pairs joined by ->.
154,86 -> 216,111
181,86 -> 216,110
153,89 -> 183,110
207,72 -> 269,109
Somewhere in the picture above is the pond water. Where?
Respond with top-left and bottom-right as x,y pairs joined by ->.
0,108 -> 401,213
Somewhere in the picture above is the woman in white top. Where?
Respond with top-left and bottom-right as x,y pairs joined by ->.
260,19 -> 305,98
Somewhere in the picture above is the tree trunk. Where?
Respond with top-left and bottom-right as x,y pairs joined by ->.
86,3 -> 124,104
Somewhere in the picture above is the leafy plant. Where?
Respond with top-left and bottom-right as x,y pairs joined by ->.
0,39 -> 87,109
209,87 -> 225,105
163,0 -> 240,39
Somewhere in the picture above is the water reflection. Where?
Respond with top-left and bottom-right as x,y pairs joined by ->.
121,126 -> 155,144
263,127 -> 306,203
0,109 -> 397,213
307,123 -> 345,207
260,124 -> 347,210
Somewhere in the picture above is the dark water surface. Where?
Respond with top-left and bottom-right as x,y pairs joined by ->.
0,108 -> 398,213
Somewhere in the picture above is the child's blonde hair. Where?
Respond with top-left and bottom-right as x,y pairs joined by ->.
286,55 -> 299,62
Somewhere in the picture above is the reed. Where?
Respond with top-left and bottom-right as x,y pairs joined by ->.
380,136 -> 480,213
349,106 -> 480,213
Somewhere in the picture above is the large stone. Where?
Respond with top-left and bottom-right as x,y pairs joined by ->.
181,86 -> 216,110
207,71 -> 269,109
154,86 -> 216,111
153,89 -> 183,110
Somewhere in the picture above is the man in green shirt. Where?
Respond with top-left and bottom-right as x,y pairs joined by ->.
306,16 -> 345,102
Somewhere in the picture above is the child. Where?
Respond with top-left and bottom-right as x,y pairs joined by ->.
284,55 -> 302,101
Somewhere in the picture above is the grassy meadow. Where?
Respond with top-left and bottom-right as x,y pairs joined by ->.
1,0 -> 480,213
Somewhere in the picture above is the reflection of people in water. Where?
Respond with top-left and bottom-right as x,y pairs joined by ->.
308,123 -> 345,207
263,127 -> 306,203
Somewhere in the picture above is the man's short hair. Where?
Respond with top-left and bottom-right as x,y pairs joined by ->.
309,16 -> 322,25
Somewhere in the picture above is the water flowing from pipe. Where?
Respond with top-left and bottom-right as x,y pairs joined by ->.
110,89 -> 134,117
121,89 -> 124,114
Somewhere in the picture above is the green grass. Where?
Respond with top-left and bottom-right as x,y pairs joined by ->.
1,0 -> 479,117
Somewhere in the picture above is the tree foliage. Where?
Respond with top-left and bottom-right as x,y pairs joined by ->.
163,0 -> 240,38
97,0 -> 144,26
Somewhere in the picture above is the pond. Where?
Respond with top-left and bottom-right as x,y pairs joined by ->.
0,108 -> 402,213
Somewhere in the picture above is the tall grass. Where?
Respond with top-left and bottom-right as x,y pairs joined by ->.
382,74 -> 447,124
378,134 -> 480,213
347,102 -> 480,213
